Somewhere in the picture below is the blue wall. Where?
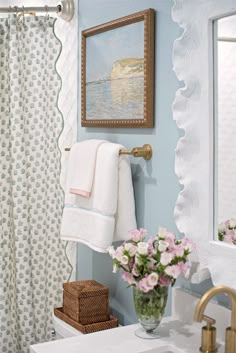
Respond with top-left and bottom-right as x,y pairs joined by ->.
76,0 -> 183,325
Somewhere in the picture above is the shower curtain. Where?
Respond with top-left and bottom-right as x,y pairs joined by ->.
0,15 -> 70,353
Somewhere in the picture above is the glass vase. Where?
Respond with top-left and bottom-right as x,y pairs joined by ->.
133,285 -> 168,339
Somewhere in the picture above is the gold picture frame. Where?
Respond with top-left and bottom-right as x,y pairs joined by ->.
81,9 -> 155,128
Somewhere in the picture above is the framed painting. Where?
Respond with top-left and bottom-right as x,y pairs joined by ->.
81,9 -> 155,128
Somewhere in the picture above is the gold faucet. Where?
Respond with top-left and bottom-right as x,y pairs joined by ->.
194,285 -> 236,353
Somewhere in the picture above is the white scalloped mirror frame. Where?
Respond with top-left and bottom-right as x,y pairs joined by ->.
172,0 -> 236,287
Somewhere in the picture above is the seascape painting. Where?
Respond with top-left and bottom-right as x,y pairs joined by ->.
81,9 -> 154,128
86,21 -> 144,121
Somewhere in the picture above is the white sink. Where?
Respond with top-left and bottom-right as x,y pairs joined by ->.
142,345 -> 184,353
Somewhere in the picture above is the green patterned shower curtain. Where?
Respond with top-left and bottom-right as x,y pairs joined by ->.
0,15 -> 70,353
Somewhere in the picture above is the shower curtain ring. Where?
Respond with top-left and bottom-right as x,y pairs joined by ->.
45,5 -> 49,20
8,6 -> 12,22
14,6 -> 18,15
21,6 -> 26,24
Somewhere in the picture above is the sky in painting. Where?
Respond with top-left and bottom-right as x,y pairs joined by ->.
86,21 -> 144,83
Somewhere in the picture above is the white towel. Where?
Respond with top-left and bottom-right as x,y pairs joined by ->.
68,140 -> 106,198
60,142 -> 137,252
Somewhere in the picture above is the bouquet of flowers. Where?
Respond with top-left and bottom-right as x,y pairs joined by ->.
108,227 -> 194,293
218,218 -> 236,245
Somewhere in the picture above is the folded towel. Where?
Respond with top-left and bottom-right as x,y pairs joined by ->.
68,140 -> 106,198
60,142 -> 137,252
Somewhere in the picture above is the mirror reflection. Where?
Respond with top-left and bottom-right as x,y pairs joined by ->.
214,14 -> 236,245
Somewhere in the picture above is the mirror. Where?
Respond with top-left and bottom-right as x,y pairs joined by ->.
172,0 -> 236,287
214,15 -> 236,246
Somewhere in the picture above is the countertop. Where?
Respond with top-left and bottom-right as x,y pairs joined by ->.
30,287 -> 230,353
30,317 -> 224,353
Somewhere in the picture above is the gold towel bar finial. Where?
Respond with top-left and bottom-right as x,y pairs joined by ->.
65,144 -> 152,161
120,144 -> 152,160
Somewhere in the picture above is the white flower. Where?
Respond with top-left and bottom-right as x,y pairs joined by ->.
112,264 -> 118,273
147,272 -> 159,287
135,254 -> 142,265
124,243 -> 137,256
121,255 -> 129,265
107,246 -> 115,258
137,242 -> 149,255
148,258 -> 157,269
158,227 -> 168,238
160,252 -> 174,266
229,218 -> 236,228
158,240 -> 169,252
132,265 -> 140,277
183,266 -> 191,279
218,222 -> 226,233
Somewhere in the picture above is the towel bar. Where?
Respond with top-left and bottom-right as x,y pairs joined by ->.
65,144 -> 152,161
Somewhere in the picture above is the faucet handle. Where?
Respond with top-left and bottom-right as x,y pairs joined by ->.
200,315 -> 217,353
202,314 -> 216,328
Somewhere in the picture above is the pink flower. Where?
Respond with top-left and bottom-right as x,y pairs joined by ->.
121,272 -> 136,285
225,220 -> 230,227
138,278 -> 153,293
165,265 -> 182,279
222,227 -> 236,244
233,232 -> 236,242
166,231 -> 175,239
223,234 -> 234,244
129,228 -> 147,242
147,236 -> 156,254
165,232 -> 176,247
173,244 -> 184,257
108,226 -> 194,290
225,229 -> 235,237
181,237 -> 194,252
140,228 -> 148,238
159,275 -> 171,287
177,261 -> 189,274
147,236 -> 156,247
114,247 -> 124,262
160,252 -> 174,266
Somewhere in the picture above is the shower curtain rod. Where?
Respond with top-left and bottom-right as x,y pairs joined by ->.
218,37 -> 236,43
0,0 -> 74,22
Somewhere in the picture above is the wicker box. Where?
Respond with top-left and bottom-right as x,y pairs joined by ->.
63,280 -> 109,325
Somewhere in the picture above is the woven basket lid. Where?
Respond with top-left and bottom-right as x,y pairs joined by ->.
63,280 -> 109,298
